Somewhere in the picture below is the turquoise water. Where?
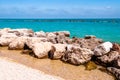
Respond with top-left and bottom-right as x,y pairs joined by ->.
0,19 -> 120,43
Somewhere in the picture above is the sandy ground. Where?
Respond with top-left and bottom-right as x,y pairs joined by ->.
0,47 -> 115,80
0,57 -> 64,80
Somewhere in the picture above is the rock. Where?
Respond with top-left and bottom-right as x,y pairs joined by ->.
48,44 -> 67,59
94,42 -> 113,56
21,50 -> 33,54
34,31 -> 46,37
0,33 -> 18,46
61,47 -> 94,65
85,61 -> 97,70
25,37 -> 48,49
84,35 -> 96,39
54,31 -> 70,37
97,51 -> 119,65
113,56 -> 120,68
56,35 -> 72,44
8,30 -> 21,36
66,44 -> 80,51
32,42 -> 53,58
46,31 -> 70,44
20,50 -> 35,57
8,37 -> 28,50
112,43 -> 120,53
72,37 -> 102,50
46,33 -> 57,44
107,67 -> 120,80
0,28 -> 11,35
9,28 -> 34,37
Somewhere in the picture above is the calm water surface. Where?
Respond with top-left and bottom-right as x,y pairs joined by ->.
0,19 -> 120,43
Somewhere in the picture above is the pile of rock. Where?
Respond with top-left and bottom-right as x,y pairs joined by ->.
93,42 -> 120,80
0,28 -> 120,79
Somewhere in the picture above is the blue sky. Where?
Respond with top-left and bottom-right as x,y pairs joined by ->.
0,0 -> 120,18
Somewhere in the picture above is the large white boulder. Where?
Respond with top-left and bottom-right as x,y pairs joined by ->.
32,42 -> 53,58
0,33 -> 18,46
25,37 -> 48,49
8,36 -> 29,50
94,42 -> 113,56
48,44 -> 67,59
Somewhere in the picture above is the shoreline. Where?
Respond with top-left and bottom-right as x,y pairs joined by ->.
0,56 -> 64,80
0,47 -> 115,80
0,28 -> 120,80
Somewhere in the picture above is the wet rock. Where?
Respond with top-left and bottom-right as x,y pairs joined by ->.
61,47 -> 94,65
32,42 -> 53,58
85,61 -> 97,70
20,50 -> 35,57
0,33 -> 18,46
97,51 -> 119,65
48,44 -> 67,59
8,37 -> 28,50
94,42 -> 113,56
21,50 -> 33,54
107,67 -> 120,80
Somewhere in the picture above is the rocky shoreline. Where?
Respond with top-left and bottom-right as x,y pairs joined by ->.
0,28 -> 120,80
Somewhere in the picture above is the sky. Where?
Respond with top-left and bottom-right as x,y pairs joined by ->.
0,0 -> 120,18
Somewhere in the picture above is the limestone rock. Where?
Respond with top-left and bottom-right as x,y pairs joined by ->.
25,37 -> 48,49
113,56 -> 120,68
0,33 -> 18,46
0,28 -> 11,35
72,37 -> 102,50
56,35 -> 72,44
61,47 -> 94,65
53,31 -> 70,37
107,67 -> 120,80
9,28 -> 34,37
112,43 -> 120,53
32,42 -> 53,58
84,35 -> 96,39
94,42 -> 113,56
34,31 -> 46,37
48,44 -> 67,59
97,51 -> 119,64
46,33 -> 57,44
8,37 -> 28,50
46,31 -> 70,44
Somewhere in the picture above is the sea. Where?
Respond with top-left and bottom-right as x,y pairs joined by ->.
0,19 -> 120,43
